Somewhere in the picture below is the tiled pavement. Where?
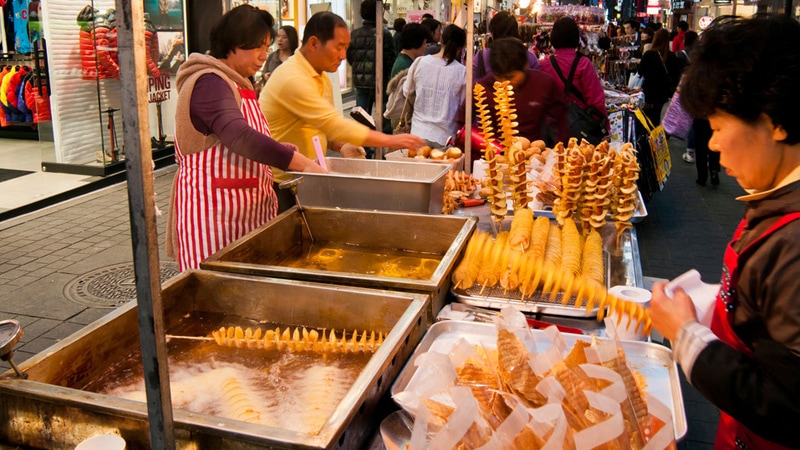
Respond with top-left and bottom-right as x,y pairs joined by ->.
0,137 -> 741,447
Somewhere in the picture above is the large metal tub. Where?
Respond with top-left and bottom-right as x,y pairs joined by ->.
0,270 -> 429,450
288,157 -> 451,214
201,207 -> 477,322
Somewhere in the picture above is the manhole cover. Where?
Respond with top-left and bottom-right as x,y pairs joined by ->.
64,262 -> 181,308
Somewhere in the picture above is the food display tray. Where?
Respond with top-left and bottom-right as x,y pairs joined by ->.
530,190 -> 649,223
391,320 -> 687,441
451,222 -> 643,317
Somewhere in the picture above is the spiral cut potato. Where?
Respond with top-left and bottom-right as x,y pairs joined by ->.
612,143 -> 640,247
549,139 -> 640,243
475,83 -> 507,226
507,208 -> 533,251
211,326 -> 384,353
453,224 -> 650,335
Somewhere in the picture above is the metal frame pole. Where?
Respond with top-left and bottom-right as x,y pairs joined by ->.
376,1 -> 386,158
115,1 -> 176,449
465,4 -> 474,174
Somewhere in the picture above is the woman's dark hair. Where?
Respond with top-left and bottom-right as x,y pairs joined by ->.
280,25 -> 299,54
400,23 -> 428,50
441,24 -> 466,65
684,30 -> 698,49
209,5 -> 275,58
393,18 -> 406,32
488,11 -> 520,39
550,17 -> 579,49
421,18 -> 441,40
681,14 -> 800,144
302,11 -> 348,45
489,37 -> 528,77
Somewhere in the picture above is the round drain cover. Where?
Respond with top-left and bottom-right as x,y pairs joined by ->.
64,262 -> 181,308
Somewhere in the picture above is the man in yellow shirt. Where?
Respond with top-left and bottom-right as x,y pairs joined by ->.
260,11 -> 423,188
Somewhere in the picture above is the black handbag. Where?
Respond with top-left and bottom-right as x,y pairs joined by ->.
550,54 -> 609,145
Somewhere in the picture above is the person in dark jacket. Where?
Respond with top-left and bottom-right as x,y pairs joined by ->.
637,28 -> 682,125
345,0 -> 396,147
650,14 -> 800,449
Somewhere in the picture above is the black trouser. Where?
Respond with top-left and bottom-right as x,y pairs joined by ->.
693,118 -> 720,183
644,102 -> 665,126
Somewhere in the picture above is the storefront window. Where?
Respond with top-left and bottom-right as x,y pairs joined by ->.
38,0 -> 181,176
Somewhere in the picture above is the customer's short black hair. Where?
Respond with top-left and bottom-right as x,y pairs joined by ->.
681,14 -> 800,144
393,18 -> 406,32
488,11 -> 520,39
684,30 -> 698,48
360,0 -> 377,21
209,5 -> 275,58
400,23 -> 428,50
489,37 -> 528,77
302,11 -> 348,45
677,20 -> 689,31
550,17 -> 579,49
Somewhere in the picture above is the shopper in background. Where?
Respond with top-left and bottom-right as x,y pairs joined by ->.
392,18 -> 406,54
405,24 -> 467,148
390,23 -> 429,78
540,17 -> 608,134
472,11 -> 540,79
421,18 -> 443,55
260,11 -> 423,192
168,5 -> 325,271
637,28 -> 681,125
678,30 -> 700,164
640,26 -> 654,53
672,20 -> 689,52
254,25 -> 298,95
649,14 -> 800,449
346,0 -> 396,150
458,38 -> 570,161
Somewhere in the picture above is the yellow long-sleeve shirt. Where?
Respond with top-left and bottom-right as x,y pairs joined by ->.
259,50 -> 370,181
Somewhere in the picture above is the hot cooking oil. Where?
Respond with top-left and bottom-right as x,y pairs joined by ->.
275,241 -> 443,280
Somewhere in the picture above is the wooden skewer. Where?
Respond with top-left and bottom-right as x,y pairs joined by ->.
165,334 -> 215,341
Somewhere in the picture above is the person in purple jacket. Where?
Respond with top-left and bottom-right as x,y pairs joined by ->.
472,11 -> 540,79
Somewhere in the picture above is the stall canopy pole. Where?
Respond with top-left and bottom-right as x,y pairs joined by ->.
465,5 -> 474,174
115,1 -> 176,449
375,0 -> 385,159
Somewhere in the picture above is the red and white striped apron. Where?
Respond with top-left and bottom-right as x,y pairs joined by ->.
173,87 -> 277,271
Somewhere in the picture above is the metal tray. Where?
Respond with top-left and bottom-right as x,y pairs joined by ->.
530,190 -> 649,223
391,320 -> 687,441
287,157 -> 451,214
201,207 -> 477,322
451,222 -> 643,317
1,270 -> 429,450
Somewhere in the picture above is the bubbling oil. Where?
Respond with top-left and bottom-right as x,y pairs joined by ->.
85,313 -> 375,435
277,241 -> 443,280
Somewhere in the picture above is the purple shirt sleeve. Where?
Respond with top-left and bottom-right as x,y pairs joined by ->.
189,73 -> 294,170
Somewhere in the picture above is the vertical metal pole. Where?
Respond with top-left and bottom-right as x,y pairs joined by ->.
465,5 -> 474,174
376,1 -> 386,159
115,1 -> 176,449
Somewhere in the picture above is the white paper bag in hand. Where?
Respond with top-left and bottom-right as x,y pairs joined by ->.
664,269 -> 720,327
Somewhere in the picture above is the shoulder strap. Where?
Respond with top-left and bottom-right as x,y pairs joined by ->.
549,53 -> 587,105
476,49 -> 486,78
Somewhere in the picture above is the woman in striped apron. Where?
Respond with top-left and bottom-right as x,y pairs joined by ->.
649,15 -> 800,448
167,5 -> 325,271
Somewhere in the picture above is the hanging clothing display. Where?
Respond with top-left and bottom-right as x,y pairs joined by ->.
11,0 -> 29,53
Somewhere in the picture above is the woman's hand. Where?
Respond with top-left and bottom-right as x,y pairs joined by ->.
286,148 -> 327,174
649,282 -> 699,342
387,133 -> 425,150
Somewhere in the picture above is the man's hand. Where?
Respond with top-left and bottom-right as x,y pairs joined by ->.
387,133 -> 425,150
340,143 -> 367,159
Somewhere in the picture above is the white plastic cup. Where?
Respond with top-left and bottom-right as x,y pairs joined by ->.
607,285 -> 652,341
75,434 -> 126,450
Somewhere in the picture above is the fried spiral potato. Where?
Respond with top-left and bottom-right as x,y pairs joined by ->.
451,231 -> 491,289
508,208 -> 533,251
528,216 -> 551,262
560,217 -> 582,277
582,229 -> 604,286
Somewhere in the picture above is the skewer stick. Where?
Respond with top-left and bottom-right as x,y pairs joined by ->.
165,334 -> 215,342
